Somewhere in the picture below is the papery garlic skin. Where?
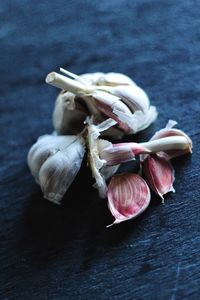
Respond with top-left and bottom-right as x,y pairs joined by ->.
87,118 -> 120,198
107,173 -> 151,225
53,91 -> 88,135
27,134 -> 85,204
142,154 -> 175,201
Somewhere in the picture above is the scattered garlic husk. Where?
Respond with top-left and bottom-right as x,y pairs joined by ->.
27,134 -> 85,204
142,154 -> 175,201
107,173 -> 151,225
46,69 -> 157,136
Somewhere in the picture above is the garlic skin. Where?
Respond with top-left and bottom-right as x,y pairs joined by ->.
53,91 -> 88,135
27,134 -> 85,204
87,118 -> 120,198
142,154 -> 175,201
107,173 -> 151,225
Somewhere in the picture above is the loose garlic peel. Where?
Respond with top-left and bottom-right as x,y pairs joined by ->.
27,69 -> 193,225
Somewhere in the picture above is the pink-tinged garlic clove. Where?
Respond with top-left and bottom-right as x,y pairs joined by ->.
149,120 -> 192,159
107,173 -> 151,225
142,154 -> 175,201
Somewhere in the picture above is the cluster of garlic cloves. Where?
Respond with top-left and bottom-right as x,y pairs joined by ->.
27,69 -> 192,226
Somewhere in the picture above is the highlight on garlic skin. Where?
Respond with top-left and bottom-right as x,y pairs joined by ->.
46,68 -> 158,136
27,134 -> 85,204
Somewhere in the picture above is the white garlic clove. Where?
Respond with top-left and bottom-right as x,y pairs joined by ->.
111,84 -> 150,113
27,134 -> 85,204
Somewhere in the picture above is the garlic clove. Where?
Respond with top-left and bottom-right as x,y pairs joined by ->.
27,134 -> 85,204
142,154 -> 175,201
107,173 -> 151,225
149,120 -> 192,159
111,84 -> 150,113
113,105 -> 158,134
91,90 -> 132,133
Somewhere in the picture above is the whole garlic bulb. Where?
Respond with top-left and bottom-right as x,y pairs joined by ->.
27,134 -> 85,204
49,70 -> 157,138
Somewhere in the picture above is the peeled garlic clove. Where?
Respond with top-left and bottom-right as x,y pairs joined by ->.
53,91 -> 88,134
149,120 -> 192,159
142,154 -> 175,201
27,134 -> 85,204
107,173 -> 151,225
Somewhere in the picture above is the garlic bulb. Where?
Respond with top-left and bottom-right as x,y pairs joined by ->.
27,134 -> 85,204
46,69 -> 157,137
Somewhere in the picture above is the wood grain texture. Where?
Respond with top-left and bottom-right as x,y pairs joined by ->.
0,0 -> 200,299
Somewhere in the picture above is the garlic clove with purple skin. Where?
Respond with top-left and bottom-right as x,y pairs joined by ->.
142,154 -> 175,201
149,120 -> 192,159
27,134 -> 85,204
107,173 -> 151,225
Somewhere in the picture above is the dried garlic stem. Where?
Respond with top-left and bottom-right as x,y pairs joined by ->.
46,72 -> 93,95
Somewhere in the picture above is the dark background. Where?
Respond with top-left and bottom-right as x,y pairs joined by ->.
0,0 -> 200,299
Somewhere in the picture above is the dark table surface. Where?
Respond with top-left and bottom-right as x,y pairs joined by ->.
0,1 -> 200,299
